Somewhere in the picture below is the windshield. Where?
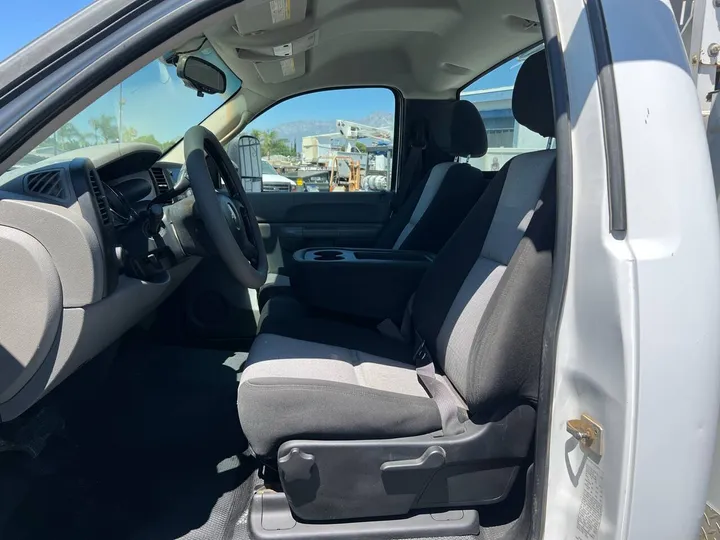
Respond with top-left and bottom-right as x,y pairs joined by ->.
13,45 -> 241,170
261,161 -> 277,175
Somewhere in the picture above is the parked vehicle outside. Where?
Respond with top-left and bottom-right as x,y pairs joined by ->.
261,160 -> 296,192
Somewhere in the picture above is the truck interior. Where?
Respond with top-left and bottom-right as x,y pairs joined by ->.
0,1 -> 562,539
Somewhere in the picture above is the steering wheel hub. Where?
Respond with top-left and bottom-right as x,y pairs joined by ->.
224,201 -> 241,229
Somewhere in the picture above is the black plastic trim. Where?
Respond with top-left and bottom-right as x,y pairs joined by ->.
68,158 -> 119,297
291,247 -> 434,320
277,405 -> 535,522
532,1 -> 574,539
586,0 -> 627,233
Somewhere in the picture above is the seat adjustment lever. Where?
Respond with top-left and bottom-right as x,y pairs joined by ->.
278,447 -> 315,482
380,446 -> 446,472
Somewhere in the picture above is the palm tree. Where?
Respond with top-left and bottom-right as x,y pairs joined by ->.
121,126 -> 138,142
56,122 -> 87,150
265,130 -> 284,157
88,118 -> 101,144
88,115 -> 119,144
253,129 -> 277,157
246,129 -> 293,157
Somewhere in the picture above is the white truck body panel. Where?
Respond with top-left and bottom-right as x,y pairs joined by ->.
545,1 -> 720,539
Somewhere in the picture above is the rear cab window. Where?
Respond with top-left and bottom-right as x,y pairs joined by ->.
227,88 -> 396,193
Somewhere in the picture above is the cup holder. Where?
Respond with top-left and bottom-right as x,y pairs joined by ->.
313,250 -> 345,261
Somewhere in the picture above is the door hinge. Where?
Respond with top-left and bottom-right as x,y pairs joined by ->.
566,413 -> 603,457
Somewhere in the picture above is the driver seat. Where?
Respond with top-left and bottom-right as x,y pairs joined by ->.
237,51 -> 556,523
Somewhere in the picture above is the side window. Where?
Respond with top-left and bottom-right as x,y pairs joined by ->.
229,88 -> 395,193
461,47 -> 551,172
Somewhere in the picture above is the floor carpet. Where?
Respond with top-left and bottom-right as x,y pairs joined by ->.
0,341 -> 256,540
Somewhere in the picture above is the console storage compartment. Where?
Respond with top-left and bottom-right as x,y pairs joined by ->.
290,248 -> 434,320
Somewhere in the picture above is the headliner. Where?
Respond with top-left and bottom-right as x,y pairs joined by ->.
199,0 -> 542,102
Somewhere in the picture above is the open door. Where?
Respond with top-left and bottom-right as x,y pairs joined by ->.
700,33 -> 720,539
540,0 -> 720,539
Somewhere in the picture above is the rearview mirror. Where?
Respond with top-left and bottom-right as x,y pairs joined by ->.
176,56 -> 226,96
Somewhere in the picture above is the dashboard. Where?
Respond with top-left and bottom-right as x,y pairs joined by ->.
0,143 -> 201,422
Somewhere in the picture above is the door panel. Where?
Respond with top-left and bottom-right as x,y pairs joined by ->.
249,191 -> 392,274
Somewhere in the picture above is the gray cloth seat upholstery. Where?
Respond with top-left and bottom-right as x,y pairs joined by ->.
258,295 -> 413,362
239,334 -> 469,456
373,100 -> 489,252
239,50 -> 556,457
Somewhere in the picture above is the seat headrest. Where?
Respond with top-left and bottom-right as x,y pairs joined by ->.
433,100 -> 488,158
512,50 -> 554,138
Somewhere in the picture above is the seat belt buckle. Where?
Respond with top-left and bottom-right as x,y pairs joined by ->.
414,340 -> 431,366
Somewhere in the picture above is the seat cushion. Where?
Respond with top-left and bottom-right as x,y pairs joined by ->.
237,334 -> 463,456
258,295 -> 413,363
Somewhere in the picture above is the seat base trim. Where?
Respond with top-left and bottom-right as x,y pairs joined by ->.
249,491 -> 480,539
277,404 -> 535,522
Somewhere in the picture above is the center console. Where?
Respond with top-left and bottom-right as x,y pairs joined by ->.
290,248 -> 434,320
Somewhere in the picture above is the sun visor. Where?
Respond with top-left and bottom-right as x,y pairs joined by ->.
234,0 -> 308,35
253,54 -> 306,83
235,30 -> 319,61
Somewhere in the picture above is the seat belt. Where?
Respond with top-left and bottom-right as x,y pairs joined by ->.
414,336 -> 465,436
377,294 -> 414,342
391,120 -> 427,215
376,296 -> 465,436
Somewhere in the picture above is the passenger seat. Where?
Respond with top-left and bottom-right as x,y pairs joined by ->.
237,52 -> 556,522
375,100 -> 489,253
259,101 -> 489,306
257,50 -> 556,349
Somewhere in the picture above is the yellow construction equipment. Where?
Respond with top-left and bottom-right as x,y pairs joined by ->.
328,156 -> 361,192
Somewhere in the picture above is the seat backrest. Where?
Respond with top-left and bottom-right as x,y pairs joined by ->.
374,101 -> 489,253
412,51 -> 556,420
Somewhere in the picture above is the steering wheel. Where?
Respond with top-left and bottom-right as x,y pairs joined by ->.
184,125 -> 268,289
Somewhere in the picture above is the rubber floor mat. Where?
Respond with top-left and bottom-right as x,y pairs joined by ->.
1,342 -> 257,540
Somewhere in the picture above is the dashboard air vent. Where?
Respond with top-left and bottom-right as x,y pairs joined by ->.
25,169 -> 66,200
151,167 -> 170,194
87,169 -> 112,227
